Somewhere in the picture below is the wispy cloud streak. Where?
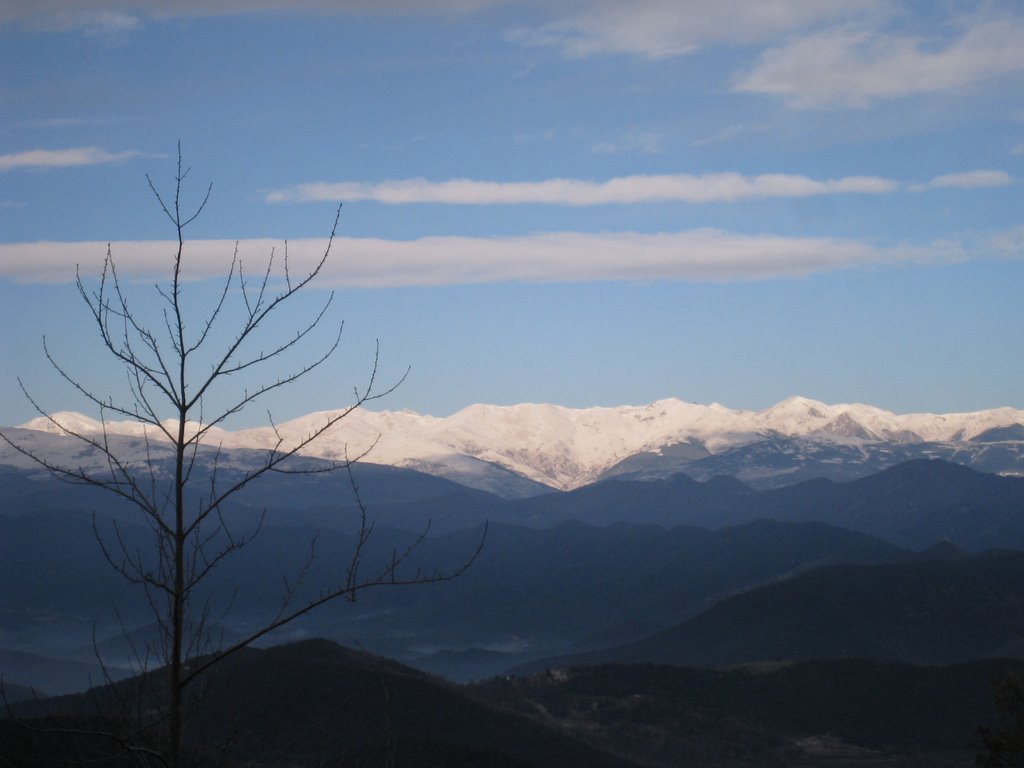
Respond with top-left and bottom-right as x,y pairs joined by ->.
506,0 -> 876,59
0,229 -> 989,287
910,170 -> 1012,191
267,172 -> 899,205
0,147 -> 143,171
1,0 -> 503,30
735,16 -> 1024,108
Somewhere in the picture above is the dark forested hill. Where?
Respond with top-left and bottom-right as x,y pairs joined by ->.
4,640 -> 635,768
515,548 -> 1024,672
8,641 -> 1019,768
474,658 -> 1024,767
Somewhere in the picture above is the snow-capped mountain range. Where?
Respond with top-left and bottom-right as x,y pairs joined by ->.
5,396 -> 1024,495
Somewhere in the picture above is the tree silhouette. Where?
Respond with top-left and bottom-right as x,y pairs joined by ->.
0,147 -> 482,768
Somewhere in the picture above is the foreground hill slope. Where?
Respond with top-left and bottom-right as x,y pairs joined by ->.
475,658 -> 1024,767
5,640 -> 635,768
7,641 -> 1020,767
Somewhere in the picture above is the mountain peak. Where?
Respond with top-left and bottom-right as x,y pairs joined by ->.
773,395 -> 831,412
812,412 -> 878,441
20,411 -> 103,435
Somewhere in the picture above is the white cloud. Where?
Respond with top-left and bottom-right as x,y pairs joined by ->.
28,117 -> 118,128
0,229 -> 978,287
507,0 -> 877,60
266,172 -> 899,205
4,0 -> 876,53
987,226 -> 1024,259
1,0 -> 502,30
735,17 -> 1024,108
0,147 -> 143,172
4,6 -> 145,34
692,123 -> 770,147
910,170 -> 1012,191
591,129 -> 664,155
80,10 -> 142,35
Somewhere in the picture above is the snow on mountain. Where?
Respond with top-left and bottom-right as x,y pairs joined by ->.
7,397 -> 1024,492
20,411 -> 234,445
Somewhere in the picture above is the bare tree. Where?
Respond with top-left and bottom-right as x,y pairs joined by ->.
0,148 -> 482,768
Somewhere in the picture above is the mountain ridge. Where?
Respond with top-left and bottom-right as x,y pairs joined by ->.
6,395 -> 1024,492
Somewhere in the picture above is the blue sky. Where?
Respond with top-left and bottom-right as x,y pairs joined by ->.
1,0 -> 1023,426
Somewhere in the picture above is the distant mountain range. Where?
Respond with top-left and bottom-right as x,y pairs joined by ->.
508,459 -> 1024,550
5,457 -> 1024,689
5,396 -> 1024,494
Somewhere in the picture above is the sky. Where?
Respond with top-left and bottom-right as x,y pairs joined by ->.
1,0 -> 1023,427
